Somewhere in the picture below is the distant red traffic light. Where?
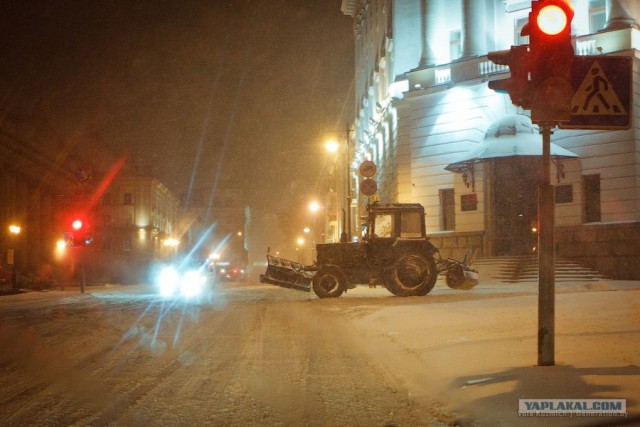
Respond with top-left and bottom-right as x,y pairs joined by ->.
72,219 -> 83,230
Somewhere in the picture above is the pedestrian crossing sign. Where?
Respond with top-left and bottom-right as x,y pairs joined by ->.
559,56 -> 631,130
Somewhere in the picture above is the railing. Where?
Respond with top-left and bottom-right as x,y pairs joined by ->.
406,28 -> 637,92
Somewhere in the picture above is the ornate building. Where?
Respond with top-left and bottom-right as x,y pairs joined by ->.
341,0 -> 640,278
94,175 -> 180,284
0,107 -> 181,288
0,108 -> 120,288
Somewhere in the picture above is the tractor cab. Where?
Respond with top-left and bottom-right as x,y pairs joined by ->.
365,203 -> 426,240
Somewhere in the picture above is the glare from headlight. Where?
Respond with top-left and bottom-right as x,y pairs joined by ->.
180,269 -> 205,298
158,266 -> 180,297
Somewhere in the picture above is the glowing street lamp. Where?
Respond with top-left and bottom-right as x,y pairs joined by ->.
163,237 -> 180,260
325,140 -> 339,153
309,201 -> 320,213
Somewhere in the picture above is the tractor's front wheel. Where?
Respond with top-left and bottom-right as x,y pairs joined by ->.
312,266 -> 346,298
386,254 -> 437,297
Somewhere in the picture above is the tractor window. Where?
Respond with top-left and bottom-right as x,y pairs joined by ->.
400,211 -> 422,237
374,214 -> 394,238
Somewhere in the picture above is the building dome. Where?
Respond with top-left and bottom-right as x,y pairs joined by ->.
445,115 -> 578,173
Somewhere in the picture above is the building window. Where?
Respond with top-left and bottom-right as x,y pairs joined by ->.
123,238 -> 132,252
583,174 -> 601,223
515,16 -> 530,45
440,188 -> 456,231
400,211 -> 422,238
124,192 -> 133,205
450,29 -> 461,61
374,213 -> 394,238
589,0 -> 606,33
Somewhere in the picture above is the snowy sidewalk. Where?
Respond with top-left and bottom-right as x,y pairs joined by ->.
348,280 -> 640,426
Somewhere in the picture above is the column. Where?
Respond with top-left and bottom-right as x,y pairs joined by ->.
462,0 -> 487,58
418,0 -> 439,67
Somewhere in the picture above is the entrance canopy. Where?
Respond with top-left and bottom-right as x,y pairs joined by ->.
445,115 -> 578,173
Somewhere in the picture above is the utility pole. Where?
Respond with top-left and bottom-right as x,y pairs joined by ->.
538,124 -> 555,365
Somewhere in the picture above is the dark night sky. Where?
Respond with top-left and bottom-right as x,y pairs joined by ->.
0,0 -> 354,212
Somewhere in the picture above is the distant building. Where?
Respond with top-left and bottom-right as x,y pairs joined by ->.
0,108 -> 118,288
95,175 -> 180,284
341,0 -> 640,278
180,185 -> 248,270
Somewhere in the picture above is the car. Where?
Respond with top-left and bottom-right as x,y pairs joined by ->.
155,263 -> 208,299
212,262 -> 247,282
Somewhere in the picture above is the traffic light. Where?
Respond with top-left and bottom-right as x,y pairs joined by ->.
66,217 -> 93,247
72,219 -> 83,231
487,45 -> 532,110
525,0 -> 575,122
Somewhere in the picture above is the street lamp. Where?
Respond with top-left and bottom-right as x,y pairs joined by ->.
9,225 -> 21,289
163,237 -> 180,260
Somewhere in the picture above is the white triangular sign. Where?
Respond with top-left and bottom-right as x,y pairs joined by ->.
570,60 -> 626,116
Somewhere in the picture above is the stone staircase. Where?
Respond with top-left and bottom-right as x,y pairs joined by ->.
472,255 -> 605,283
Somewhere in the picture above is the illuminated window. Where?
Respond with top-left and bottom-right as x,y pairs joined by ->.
589,0 -> 606,33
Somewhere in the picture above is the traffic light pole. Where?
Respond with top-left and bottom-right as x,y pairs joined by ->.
538,123 -> 555,366
80,245 -> 86,294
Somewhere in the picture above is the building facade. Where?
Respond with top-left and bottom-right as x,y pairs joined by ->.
0,109 -> 120,289
341,0 -> 640,278
94,175 -> 180,284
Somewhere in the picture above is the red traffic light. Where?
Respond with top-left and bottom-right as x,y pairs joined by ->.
528,0 -> 574,40
537,3 -> 571,35
526,0 -> 575,122
72,219 -> 84,230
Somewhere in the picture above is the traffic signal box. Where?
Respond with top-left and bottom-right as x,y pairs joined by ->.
66,217 -> 93,247
527,0 -> 575,122
488,45 -> 532,109
488,0 -> 575,123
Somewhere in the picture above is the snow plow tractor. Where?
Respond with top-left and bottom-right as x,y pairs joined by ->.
260,203 -> 479,298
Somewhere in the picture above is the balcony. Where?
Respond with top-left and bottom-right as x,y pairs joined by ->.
405,28 -> 639,93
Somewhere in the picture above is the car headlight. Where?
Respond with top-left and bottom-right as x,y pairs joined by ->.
158,266 -> 180,297
180,269 -> 206,298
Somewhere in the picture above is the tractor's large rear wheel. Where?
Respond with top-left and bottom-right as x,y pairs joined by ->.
386,254 -> 437,297
312,266 -> 346,298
